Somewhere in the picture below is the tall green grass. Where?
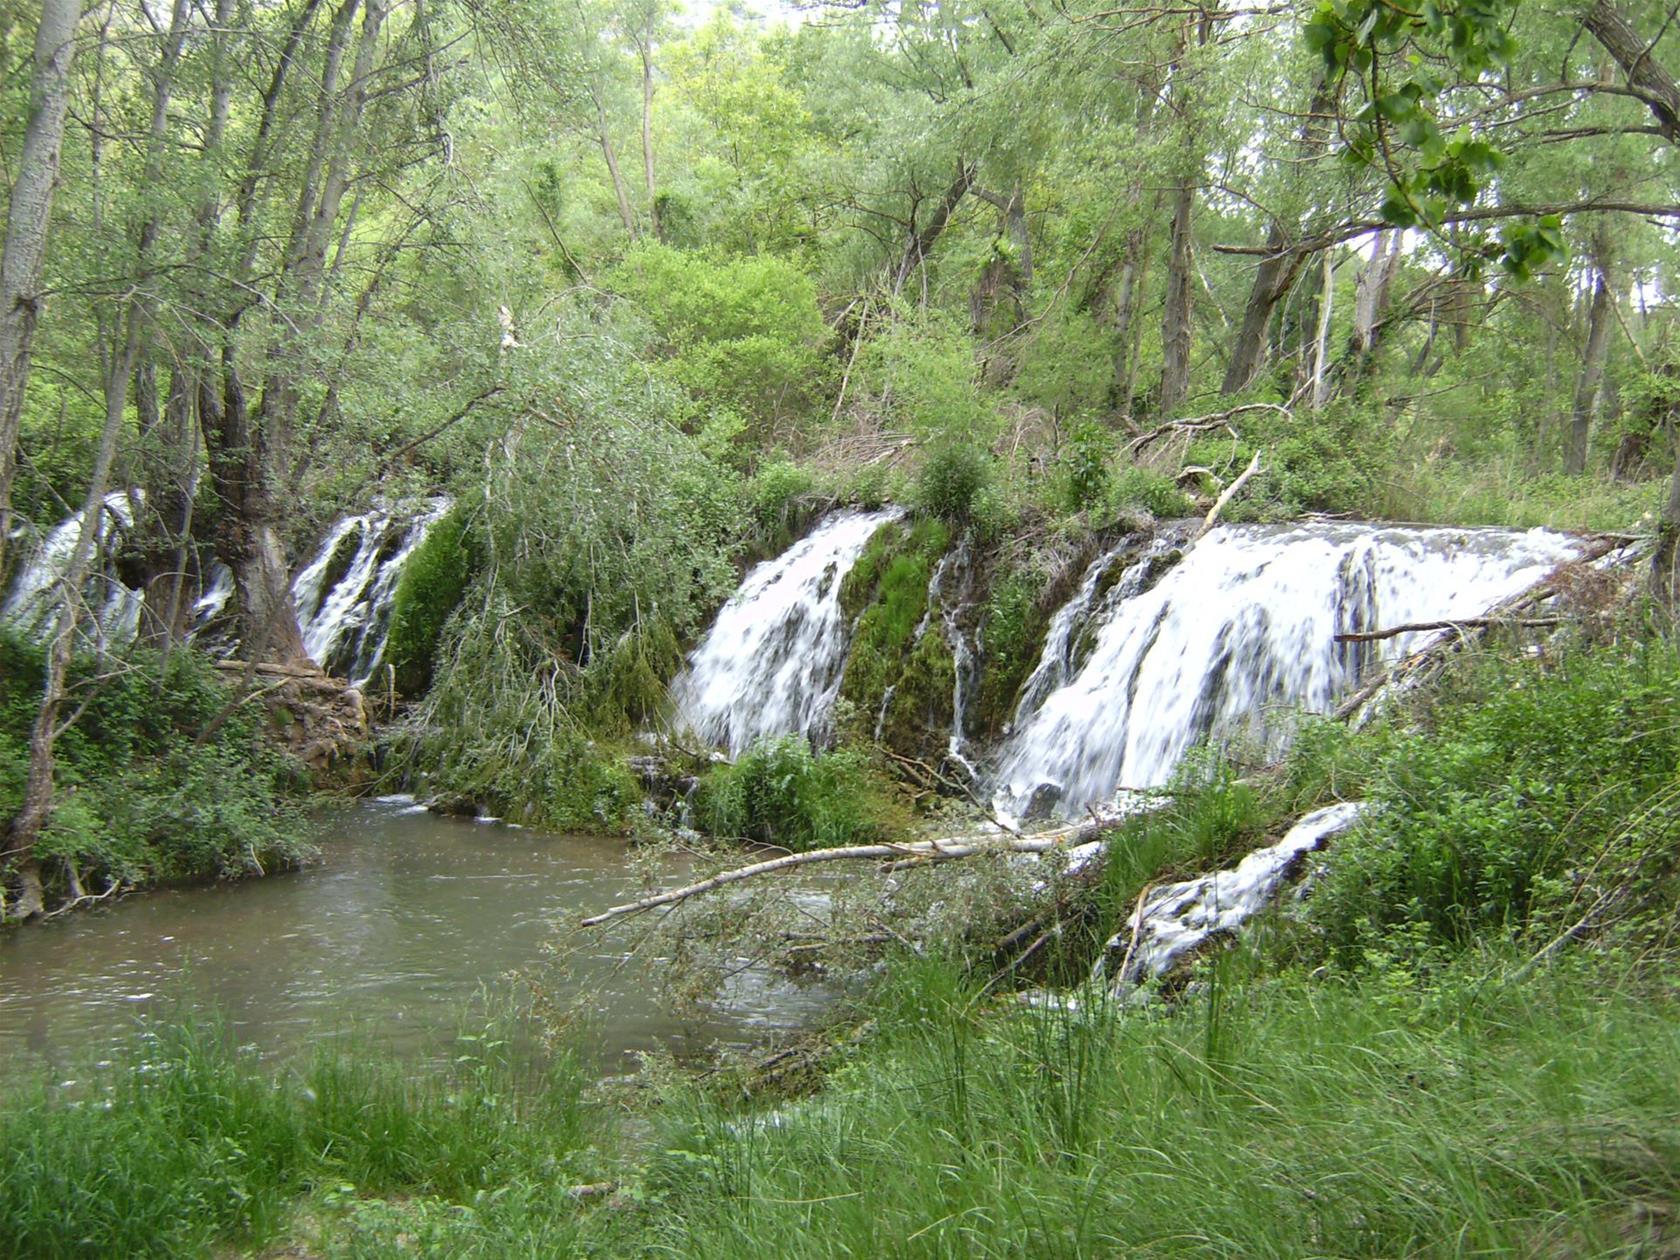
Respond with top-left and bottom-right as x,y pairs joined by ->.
626,952 -> 1680,1258
0,1021 -> 596,1259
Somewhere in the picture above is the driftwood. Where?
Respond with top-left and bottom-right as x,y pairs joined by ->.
1334,616 -> 1563,643
1197,449 -> 1263,537
1127,403 -> 1289,456
579,809 -> 1125,928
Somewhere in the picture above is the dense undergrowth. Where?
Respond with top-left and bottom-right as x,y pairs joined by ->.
7,622 -> 1680,1257
0,632 -> 312,905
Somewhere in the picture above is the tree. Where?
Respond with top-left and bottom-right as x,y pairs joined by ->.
0,0 -> 80,577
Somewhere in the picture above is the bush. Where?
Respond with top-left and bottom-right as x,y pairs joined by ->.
0,633 -> 312,899
698,736 -> 902,851
1311,639 -> 1680,965
914,444 -> 991,522
1110,465 -> 1192,519
608,243 -> 832,435
1058,420 -> 1112,512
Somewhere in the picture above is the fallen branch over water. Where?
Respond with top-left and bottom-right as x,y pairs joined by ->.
1334,616 -> 1563,643
1333,533 -> 1632,721
580,810 -> 1125,928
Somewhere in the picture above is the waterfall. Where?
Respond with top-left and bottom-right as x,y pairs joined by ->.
1097,801 -> 1370,991
929,531 -> 980,776
3,495 -> 447,685
292,498 -> 450,686
672,507 -> 903,755
992,522 -> 1581,820
1,493 -> 142,651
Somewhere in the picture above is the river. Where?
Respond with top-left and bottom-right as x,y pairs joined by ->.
0,798 -> 831,1078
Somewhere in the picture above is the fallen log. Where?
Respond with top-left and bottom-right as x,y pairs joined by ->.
1333,616 -> 1562,643
579,809 -> 1126,928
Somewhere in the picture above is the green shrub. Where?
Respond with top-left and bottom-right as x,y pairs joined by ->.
384,506 -> 482,698
1110,465 -> 1193,519
608,243 -> 832,434
1311,639 -> 1680,965
0,633 -> 312,900
698,736 -> 902,851
1058,420 -> 1112,512
914,444 -> 991,522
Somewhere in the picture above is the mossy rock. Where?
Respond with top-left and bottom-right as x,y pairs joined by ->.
879,628 -> 955,762
972,569 -> 1052,738
836,517 -> 953,743
384,507 -> 483,698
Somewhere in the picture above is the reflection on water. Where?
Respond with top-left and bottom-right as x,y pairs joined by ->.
0,799 -> 830,1075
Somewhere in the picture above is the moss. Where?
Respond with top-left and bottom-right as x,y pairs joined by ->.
878,628 -> 955,760
384,507 -> 483,697
836,518 -> 952,742
972,569 -> 1052,738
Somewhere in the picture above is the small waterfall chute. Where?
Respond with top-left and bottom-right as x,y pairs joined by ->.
292,498 -> 451,686
1,493 -> 142,650
672,507 -> 904,754
992,522 -> 1582,820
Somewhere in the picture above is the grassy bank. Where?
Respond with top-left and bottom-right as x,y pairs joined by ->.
0,632 -> 315,910
6,626 -> 1680,1258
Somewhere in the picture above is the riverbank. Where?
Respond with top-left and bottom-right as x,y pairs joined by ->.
7,620 -> 1679,1257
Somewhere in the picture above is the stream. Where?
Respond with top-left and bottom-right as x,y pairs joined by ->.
0,799 -> 831,1078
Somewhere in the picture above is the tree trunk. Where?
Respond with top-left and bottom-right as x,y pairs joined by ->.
1583,0 -> 1680,142
1310,249 -> 1336,409
1348,229 -> 1400,356
1221,81 -> 1335,395
597,93 -> 638,238
2,315 -> 136,922
1566,239 -> 1614,475
1160,176 -> 1196,413
893,159 -> 976,294
0,0 -> 81,577
1656,430 -> 1680,603
640,41 -> 660,240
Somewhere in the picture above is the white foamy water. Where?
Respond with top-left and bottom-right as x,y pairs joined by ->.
672,507 -> 903,755
1,493 -> 141,650
1100,801 -> 1370,989
992,522 -> 1580,819
293,498 -> 451,685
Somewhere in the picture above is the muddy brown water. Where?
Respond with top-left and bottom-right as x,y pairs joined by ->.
0,798 -> 831,1078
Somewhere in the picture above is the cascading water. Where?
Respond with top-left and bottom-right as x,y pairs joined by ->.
931,532 -> 981,776
992,522 -> 1581,820
672,507 -> 903,755
1,493 -> 143,650
3,495 -> 447,685
293,498 -> 451,686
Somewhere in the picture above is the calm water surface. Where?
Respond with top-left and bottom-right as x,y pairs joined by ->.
0,799 -> 830,1076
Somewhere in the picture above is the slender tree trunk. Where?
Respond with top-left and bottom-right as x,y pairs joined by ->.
1567,238 -> 1614,475
1221,81 -> 1335,395
893,159 -> 975,294
1310,249 -> 1336,409
1223,244 -> 1311,395
1160,176 -> 1196,413
1348,230 -> 1400,356
640,41 -> 660,240
0,0 -> 81,578
2,321 -> 137,922
596,93 -> 638,238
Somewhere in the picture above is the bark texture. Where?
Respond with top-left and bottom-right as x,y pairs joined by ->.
0,0 -> 81,576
